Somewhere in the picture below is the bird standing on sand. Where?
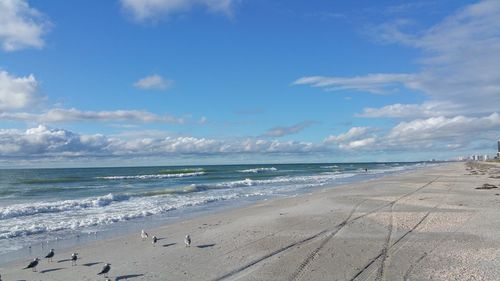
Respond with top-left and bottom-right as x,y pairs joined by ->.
152,235 -> 158,246
185,234 -> 191,247
45,248 -> 55,262
24,258 -> 39,272
71,252 -> 78,266
141,229 -> 148,241
98,263 -> 111,278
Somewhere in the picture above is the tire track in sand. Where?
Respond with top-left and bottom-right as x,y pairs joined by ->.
349,211 -> 431,281
213,177 -> 439,281
349,177 -> 440,281
289,200 -> 366,281
211,200 -> 364,281
375,202 -> 395,281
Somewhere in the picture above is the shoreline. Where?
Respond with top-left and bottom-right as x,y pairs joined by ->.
0,163 -> 423,266
2,162 -> 500,280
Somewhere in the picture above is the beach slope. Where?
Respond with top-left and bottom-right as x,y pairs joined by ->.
2,162 -> 500,280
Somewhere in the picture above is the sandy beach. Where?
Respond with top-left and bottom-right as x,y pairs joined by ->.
1,162 -> 500,281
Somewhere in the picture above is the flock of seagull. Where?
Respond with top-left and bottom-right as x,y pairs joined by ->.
13,229 -> 193,280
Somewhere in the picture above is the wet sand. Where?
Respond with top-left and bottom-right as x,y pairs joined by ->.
1,162 -> 500,281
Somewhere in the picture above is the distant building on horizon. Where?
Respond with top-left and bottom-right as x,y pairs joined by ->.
459,140 -> 500,161
497,139 -> 500,158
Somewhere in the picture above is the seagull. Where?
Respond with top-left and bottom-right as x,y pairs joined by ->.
98,263 -> 111,278
24,258 -> 39,272
141,229 -> 148,241
45,248 -> 55,262
71,253 -> 78,266
185,234 -> 191,247
152,235 -> 158,246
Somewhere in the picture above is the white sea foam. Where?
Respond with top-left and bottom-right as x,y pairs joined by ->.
238,167 -> 278,173
189,172 -> 357,191
0,193 -> 129,220
98,171 -> 205,180
364,166 -> 408,174
0,190 -> 260,240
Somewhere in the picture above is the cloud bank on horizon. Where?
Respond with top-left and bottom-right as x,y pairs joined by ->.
0,0 -> 499,166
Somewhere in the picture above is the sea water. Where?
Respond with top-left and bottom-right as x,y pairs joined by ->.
0,162 -> 431,264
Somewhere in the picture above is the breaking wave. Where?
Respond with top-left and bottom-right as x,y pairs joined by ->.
320,165 -> 339,169
0,192 -> 262,239
238,167 -> 278,173
0,193 -> 129,220
98,171 -> 206,180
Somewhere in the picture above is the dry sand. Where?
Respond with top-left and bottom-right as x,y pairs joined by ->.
1,162 -> 500,281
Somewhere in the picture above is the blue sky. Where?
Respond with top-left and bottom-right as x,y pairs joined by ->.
0,0 -> 499,167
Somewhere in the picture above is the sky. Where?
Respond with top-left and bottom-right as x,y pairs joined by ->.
0,0 -> 499,167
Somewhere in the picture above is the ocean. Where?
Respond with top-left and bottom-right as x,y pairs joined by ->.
0,162 -> 429,264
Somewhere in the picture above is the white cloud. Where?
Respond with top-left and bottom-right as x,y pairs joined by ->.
355,102 -> 456,118
263,121 -> 314,137
324,127 -> 372,143
357,103 -> 424,118
293,73 -> 415,94
121,0 -> 237,22
112,129 -> 174,139
0,125 -> 321,158
385,112 -> 500,149
294,0 -> 500,118
0,0 -> 50,51
340,137 -> 376,149
0,125 -> 111,156
1,112 -> 498,161
122,137 -> 319,155
0,71 -> 185,125
129,137 -> 317,157
379,0 -> 500,116
327,113 -> 500,152
324,127 -> 377,150
133,74 -> 174,91
0,70 -> 38,110
0,71 -> 183,124
0,108 -> 185,124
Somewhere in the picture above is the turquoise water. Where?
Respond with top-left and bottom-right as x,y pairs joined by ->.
0,162 -> 427,262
